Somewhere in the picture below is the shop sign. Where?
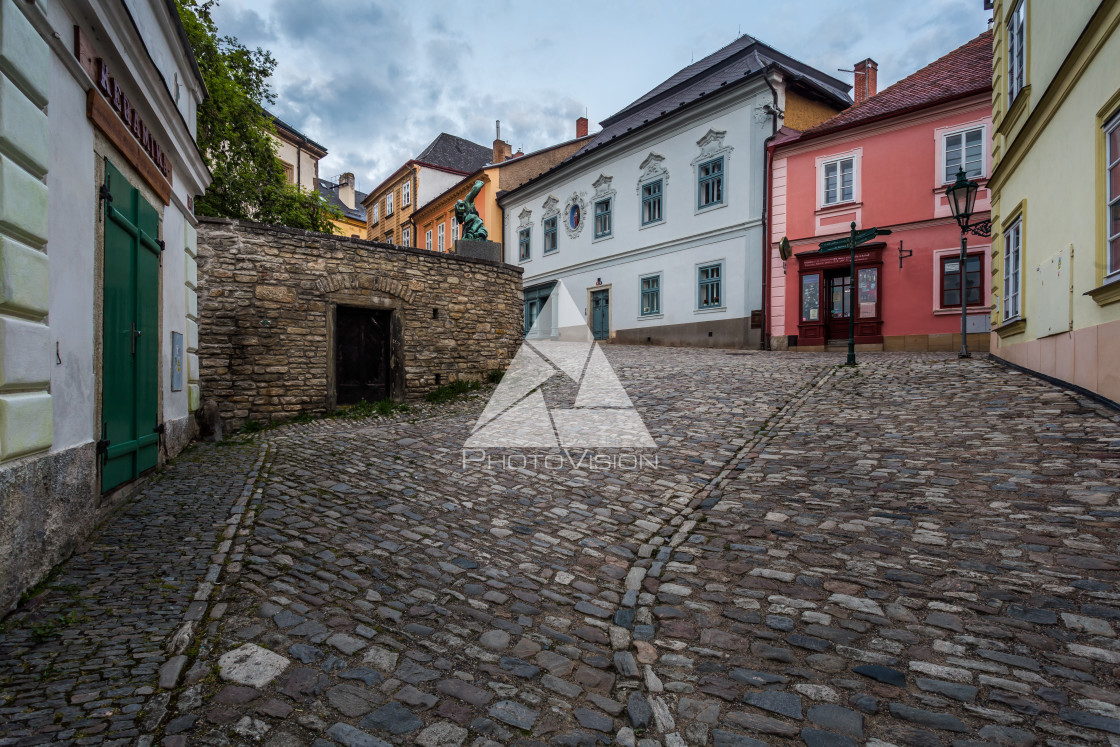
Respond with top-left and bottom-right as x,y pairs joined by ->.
95,59 -> 172,178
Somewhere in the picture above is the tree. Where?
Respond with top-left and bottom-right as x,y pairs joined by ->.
175,0 -> 341,233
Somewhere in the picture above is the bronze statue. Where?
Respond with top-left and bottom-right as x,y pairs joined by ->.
454,180 -> 488,241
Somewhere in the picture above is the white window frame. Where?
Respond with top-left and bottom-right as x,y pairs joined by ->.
820,156 -> 857,207
1007,0 -> 1026,104
437,222 -> 445,251
372,202 -> 379,224
402,180 -> 411,206
1107,112 -> 1120,280
402,226 -> 411,247
451,220 -> 459,242
386,189 -> 394,215
425,230 -> 432,251
942,125 -> 987,184
1003,217 -> 1023,321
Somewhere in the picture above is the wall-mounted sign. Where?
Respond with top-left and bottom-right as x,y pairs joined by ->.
171,332 -> 183,392
95,59 -> 172,178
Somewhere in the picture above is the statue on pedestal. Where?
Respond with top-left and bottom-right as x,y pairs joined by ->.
454,180 -> 488,241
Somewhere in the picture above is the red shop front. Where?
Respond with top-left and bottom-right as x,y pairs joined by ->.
795,243 -> 884,347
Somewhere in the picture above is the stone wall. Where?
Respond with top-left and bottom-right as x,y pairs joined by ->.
196,219 -> 523,430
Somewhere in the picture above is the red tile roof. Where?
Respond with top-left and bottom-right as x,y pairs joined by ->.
799,30 -> 992,141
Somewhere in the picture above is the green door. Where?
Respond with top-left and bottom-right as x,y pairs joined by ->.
591,288 -> 610,341
101,162 -> 161,492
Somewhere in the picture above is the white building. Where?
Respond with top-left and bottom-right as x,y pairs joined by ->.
498,36 -> 850,348
0,0 -> 210,611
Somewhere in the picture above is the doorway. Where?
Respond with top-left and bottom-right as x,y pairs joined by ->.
101,161 -> 160,493
335,306 -> 392,404
825,270 -> 851,341
590,288 -> 610,341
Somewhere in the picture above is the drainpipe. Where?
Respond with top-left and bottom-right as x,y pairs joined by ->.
760,66 -> 782,350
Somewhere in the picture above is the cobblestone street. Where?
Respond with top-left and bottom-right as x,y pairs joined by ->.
3,347 -> 1120,747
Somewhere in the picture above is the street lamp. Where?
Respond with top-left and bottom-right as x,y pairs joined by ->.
945,168 -> 991,359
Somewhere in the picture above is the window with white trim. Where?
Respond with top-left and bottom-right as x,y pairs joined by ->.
822,157 -> 855,205
518,228 -> 531,261
402,180 -> 411,206
1107,113 -> 1120,278
543,216 -> 558,253
1003,218 -> 1023,321
594,198 -> 612,239
425,229 -> 432,251
402,226 -> 411,247
698,263 -> 722,309
944,127 -> 985,182
1008,0 -> 1026,103
372,202 -> 379,223
640,274 -> 661,316
451,220 -> 459,242
437,223 -> 445,251
386,190 -> 394,215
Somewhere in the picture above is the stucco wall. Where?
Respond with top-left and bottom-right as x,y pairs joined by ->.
196,219 -> 524,430
499,83 -> 770,346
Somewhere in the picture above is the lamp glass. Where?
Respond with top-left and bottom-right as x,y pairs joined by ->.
946,167 -> 979,230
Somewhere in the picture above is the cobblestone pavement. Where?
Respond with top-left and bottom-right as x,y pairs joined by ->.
3,347 -> 1120,747
0,442 -> 264,745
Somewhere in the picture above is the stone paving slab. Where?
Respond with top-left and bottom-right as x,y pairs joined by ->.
2,348 -> 1120,747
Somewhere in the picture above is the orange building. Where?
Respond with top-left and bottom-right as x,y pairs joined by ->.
413,120 -> 594,252
361,134 -> 492,246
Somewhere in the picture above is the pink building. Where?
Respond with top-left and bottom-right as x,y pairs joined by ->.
767,32 -> 994,352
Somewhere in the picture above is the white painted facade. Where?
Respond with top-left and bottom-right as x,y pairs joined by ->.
416,165 -> 465,208
0,0 -> 210,611
500,82 -> 775,347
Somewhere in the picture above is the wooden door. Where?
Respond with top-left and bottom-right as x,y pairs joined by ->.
591,289 -> 610,341
825,271 -> 851,341
101,161 -> 161,492
335,306 -> 392,404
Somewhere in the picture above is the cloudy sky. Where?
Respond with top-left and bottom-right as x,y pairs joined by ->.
211,0 -> 992,193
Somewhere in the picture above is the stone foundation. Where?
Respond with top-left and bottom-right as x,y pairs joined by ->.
0,443 -> 97,614
196,219 -> 523,431
611,317 -> 760,349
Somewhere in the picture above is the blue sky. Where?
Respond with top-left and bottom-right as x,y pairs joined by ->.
211,0 -> 993,193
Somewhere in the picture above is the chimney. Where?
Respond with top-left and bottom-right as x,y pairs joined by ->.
576,116 -> 588,138
853,59 -> 878,105
338,172 -> 356,209
493,119 -> 512,163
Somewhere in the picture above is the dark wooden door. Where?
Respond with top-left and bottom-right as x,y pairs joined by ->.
825,271 -> 851,341
335,306 -> 391,404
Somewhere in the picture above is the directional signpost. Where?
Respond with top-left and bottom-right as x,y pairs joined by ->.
817,222 -> 892,366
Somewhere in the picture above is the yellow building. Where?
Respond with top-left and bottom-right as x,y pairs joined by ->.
317,173 -> 368,238
270,113 -> 327,192
362,134 -> 492,246
412,121 -> 594,252
989,0 -> 1120,403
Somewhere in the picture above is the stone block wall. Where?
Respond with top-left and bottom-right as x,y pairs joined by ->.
196,219 -> 523,430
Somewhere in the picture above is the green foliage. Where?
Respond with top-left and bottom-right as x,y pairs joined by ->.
239,419 -> 263,434
175,0 -> 341,233
486,369 -> 504,384
425,379 -> 482,404
331,399 -> 410,419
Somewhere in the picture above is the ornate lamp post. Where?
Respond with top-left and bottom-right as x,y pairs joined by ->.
945,168 -> 991,359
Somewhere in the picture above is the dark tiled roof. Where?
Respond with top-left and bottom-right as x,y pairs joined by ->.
269,111 -> 329,156
415,133 -> 492,174
800,30 -> 993,140
317,178 -> 367,221
499,36 -> 851,203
